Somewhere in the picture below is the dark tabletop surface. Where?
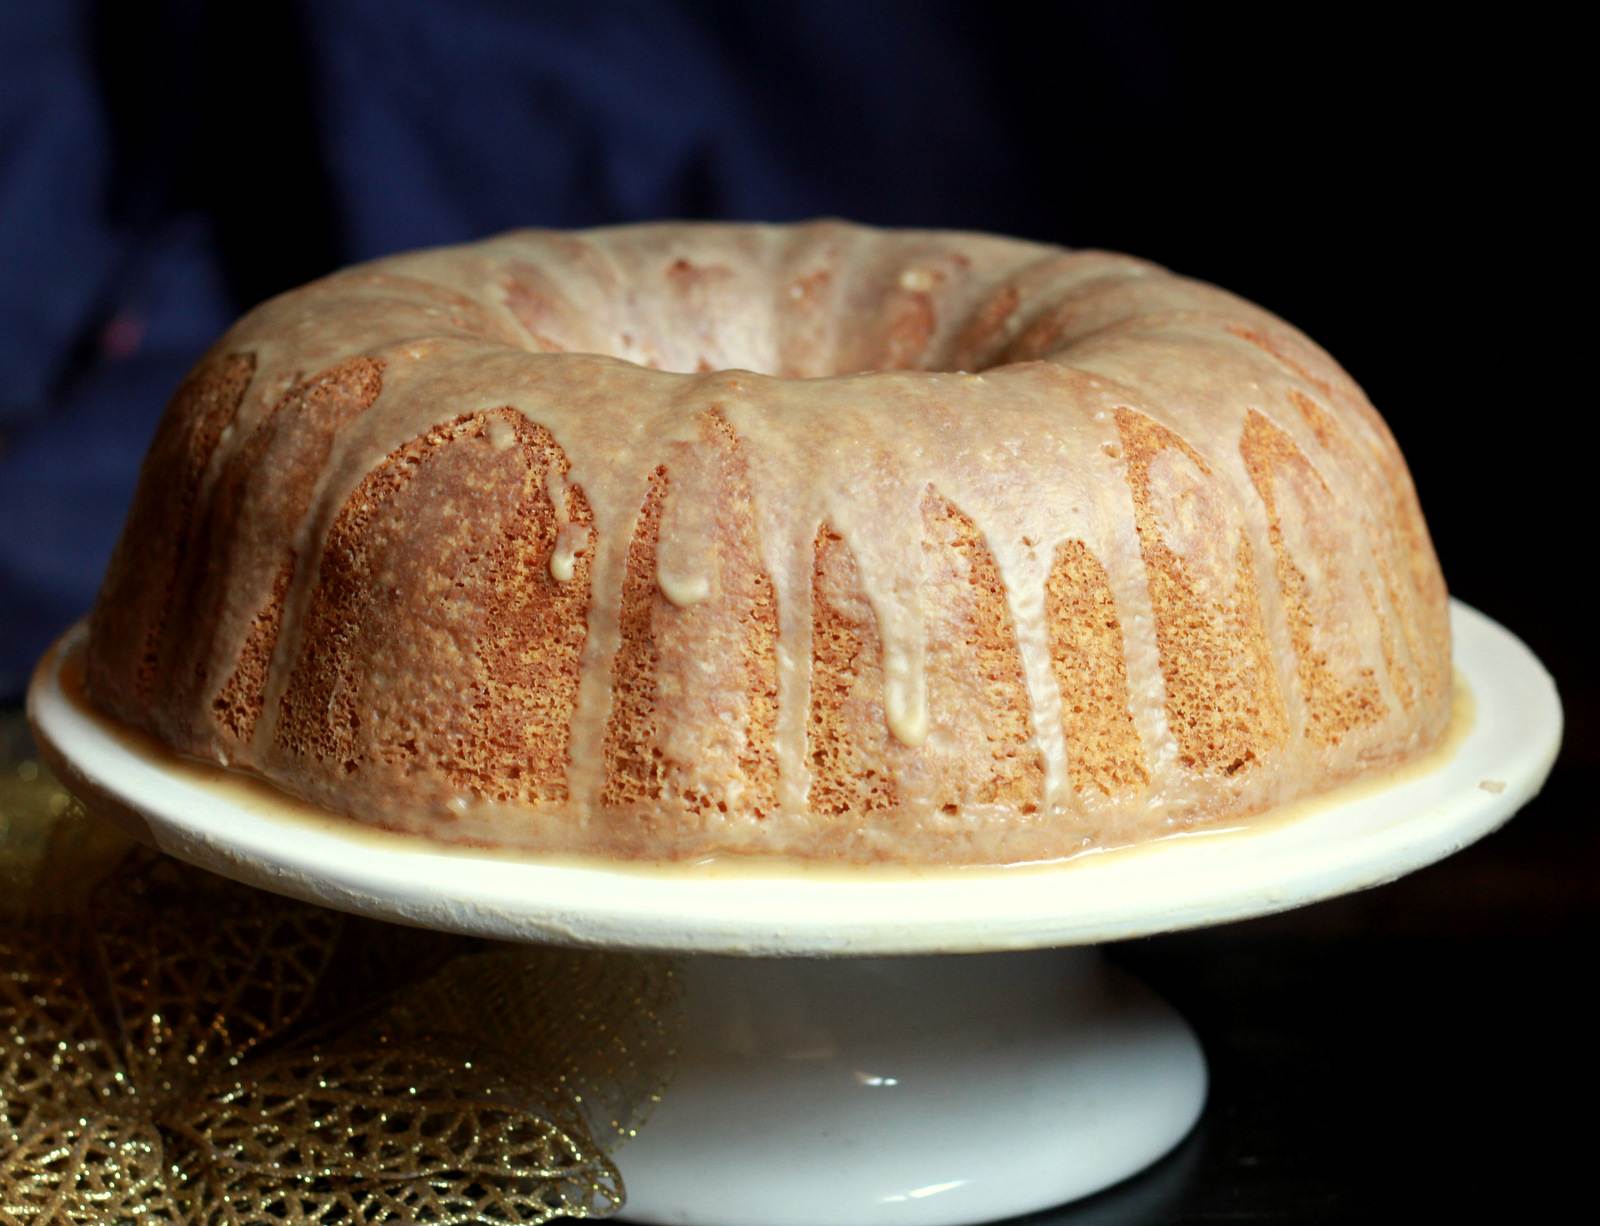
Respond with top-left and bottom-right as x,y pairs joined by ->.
1037,761 -> 1593,1224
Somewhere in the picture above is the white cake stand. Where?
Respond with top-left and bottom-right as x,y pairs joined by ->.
28,600 -> 1560,1226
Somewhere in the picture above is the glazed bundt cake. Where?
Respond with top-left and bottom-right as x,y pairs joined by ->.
85,221 -> 1451,863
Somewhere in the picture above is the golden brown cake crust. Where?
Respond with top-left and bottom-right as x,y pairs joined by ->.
84,221 -> 1452,863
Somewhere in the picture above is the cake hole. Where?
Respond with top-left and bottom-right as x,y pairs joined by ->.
504,265 -> 1033,379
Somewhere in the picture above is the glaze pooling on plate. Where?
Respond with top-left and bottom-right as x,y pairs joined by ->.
30,603 -> 1559,953
83,221 -> 1450,862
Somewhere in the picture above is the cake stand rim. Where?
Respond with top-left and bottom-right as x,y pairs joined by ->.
27,599 -> 1562,956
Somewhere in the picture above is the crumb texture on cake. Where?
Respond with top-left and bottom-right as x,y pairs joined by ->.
85,221 -> 1451,862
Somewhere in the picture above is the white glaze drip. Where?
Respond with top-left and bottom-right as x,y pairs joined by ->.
544,464 -> 570,524
550,522 -> 590,583
882,642 -> 930,749
485,416 -> 516,451
653,418 -> 722,609
657,570 -> 711,608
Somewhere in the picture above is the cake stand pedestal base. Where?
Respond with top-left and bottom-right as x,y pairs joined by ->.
616,950 -> 1204,1226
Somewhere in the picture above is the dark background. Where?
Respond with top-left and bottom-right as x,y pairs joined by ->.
0,3 -> 1587,1220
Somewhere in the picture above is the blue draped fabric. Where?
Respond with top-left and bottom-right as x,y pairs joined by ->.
4,0 -> 1146,694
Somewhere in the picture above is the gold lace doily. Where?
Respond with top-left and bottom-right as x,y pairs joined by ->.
0,712 -> 680,1225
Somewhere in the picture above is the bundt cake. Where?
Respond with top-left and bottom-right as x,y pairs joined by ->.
84,221 -> 1451,863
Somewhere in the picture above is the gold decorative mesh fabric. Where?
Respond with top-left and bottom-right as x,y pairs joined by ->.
0,713 -> 681,1225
